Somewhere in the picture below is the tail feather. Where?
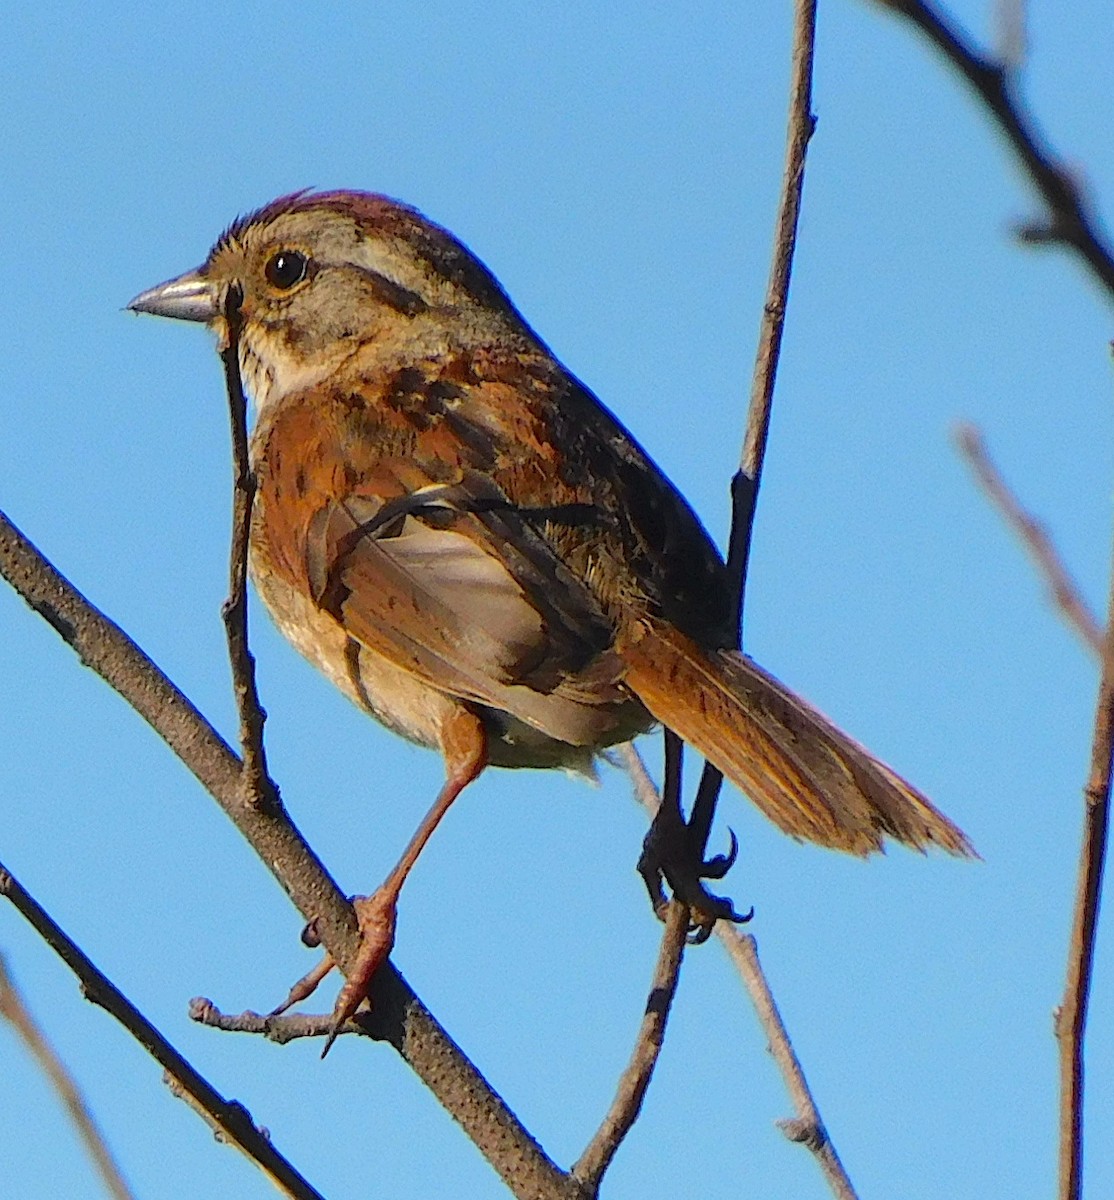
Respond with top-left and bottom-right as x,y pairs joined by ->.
620,621 -> 974,858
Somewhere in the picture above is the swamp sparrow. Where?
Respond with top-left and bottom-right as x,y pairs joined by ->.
130,190 -> 972,1039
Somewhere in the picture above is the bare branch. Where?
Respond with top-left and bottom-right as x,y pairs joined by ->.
190,998 -> 366,1046
716,931 -> 858,1200
571,900 -> 689,1192
617,744 -> 858,1199
217,286 -> 276,808
0,510 -> 578,1200
956,424 -> 1104,656
0,865 -> 324,1200
871,0 -> 1114,299
690,0 -> 818,853
1054,566 -> 1114,1200
0,951 -> 136,1200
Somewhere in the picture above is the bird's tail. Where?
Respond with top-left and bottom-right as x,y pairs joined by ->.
619,620 -> 974,857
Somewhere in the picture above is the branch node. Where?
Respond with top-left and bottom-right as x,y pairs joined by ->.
776,1116 -> 829,1150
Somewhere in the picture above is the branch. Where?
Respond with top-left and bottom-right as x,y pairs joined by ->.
871,0 -> 1114,299
869,10 -> 1114,1192
571,900 -> 689,1192
0,865 -> 323,1200
618,744 -> 858,1200
956,423 -> 1109,1200
715,931 -> 857,1200
0,510 -> 578,1200
1055,561 -> 1114,1200
955,424 -> 1104,655
690,0 -> 818,854
0,950 -> 136,1200
218,285 -> 275,807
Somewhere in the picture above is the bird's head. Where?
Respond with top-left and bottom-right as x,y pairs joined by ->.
128,190 -> 525,409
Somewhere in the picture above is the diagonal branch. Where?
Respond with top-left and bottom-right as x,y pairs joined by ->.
871,0 -> 1114,299
572,738 -> 692,1193
619,743 -> 859,1200
0,950 -> 136,1200
0,509 -> 578,1200
955,424 -> 1104,656
0,865 -> 322,1200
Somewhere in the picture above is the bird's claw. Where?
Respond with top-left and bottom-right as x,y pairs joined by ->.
700,827 -> 739,880
638,814 -> 751,936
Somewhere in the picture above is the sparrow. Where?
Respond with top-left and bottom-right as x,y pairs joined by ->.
129,190 -> 972,1040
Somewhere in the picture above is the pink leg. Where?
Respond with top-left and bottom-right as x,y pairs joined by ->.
320,709 -> 488,1055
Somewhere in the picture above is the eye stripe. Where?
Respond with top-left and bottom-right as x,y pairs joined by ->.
349,263 -> 429,317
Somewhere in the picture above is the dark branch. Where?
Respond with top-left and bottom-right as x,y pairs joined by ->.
872,0 -> 1114,299
0,863 -> 324,1200
0,509 -> 578,1200
689,0 -> 818,889
1054,560 -> 1114,1200
571,901 -> 689,1193
218,286 -> 276,809
619,744 -> 858,1199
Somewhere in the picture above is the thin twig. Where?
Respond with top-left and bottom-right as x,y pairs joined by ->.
571,900 -> 689,1193
715,932 -> 858,1200
189,998 -> 366,1046
0,865 -> 323,1200
689,0 -> 818,855
865,6 -> 1114,1196
1054,558 -> 1114,1200
618,744 -> 857,1199
217,286 -> 275,809
0,951 -> 136,1200
871,0 -> 1114,299
955,424 -> 1104,656
0,510 -> 579,1200
574,736 -> 691,1193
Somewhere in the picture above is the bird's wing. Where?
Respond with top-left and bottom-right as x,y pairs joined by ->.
304,470 -> 631,746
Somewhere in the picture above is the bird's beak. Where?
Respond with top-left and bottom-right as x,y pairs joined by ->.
127,268 -> 218,323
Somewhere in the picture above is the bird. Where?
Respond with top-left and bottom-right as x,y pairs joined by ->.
129,189 -> 973,1044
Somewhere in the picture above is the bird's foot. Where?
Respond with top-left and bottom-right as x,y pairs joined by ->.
637,807 -> 752,942
269,886 -> 398,1056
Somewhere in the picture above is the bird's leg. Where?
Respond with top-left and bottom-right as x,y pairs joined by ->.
637,730 -> 751,939
319,708 -> 488,1055
637,728 -> 686,918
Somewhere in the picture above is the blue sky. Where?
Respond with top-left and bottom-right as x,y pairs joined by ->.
1,3 -> 1112,1197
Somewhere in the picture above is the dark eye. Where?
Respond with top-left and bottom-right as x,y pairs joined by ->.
264,249 -> 309,290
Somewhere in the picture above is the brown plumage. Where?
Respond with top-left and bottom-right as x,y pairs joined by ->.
129,189 -> 972,1042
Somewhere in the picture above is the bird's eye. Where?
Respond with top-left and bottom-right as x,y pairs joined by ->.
264,250 -> 309,290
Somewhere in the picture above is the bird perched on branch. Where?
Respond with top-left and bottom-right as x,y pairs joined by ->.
130,190 -> 972,1045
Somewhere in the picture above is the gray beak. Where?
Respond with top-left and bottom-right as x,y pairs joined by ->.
127,268 -> 218,323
